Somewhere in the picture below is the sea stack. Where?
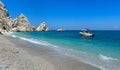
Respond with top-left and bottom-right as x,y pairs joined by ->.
12,14 -> 36,32
37,22 -> 49,31
0,0 -> 12,34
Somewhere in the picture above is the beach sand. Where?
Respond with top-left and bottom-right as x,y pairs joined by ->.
0,35 -> 101,70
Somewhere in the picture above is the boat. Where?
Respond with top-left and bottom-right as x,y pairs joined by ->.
57,28 -> 65,32
80,29 -> 94,37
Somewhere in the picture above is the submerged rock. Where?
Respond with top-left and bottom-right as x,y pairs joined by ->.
37,22 -> 49,31
12,14 -> 36,32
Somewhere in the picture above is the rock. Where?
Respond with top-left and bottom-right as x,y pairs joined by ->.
12,50 -> 19,53
57,28 -> 65,32
0,0 -> 36,33
0,0 -> 12,34
0,0 -> 51,33
4,65 -> 9,68
37,22 -> 49,31
12,14 -> 36,32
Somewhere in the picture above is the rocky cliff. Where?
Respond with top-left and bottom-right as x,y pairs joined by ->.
37,22 -> 49,31
0,0 -> 12,34
0,0 -> 36,33
12,14 -> 36,32
0,0 -> 49,34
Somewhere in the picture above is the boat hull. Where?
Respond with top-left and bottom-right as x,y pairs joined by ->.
80,32 -> 94,37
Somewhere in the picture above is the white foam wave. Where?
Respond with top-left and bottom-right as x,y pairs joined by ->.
99,54 -> 118,61
10,34 -> 120,70
11,35 -> 58,48
11,35 -> 17,38
59,48 -> 106,70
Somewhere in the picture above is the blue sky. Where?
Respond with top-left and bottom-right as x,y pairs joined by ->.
2,0 -> 120,30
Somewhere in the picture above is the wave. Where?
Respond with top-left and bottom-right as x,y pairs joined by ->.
11,34 -> 120,70
99,54 -> 118,61
57,48 -> 106,70
11,35 -> 17,38
11,35 -> 59,48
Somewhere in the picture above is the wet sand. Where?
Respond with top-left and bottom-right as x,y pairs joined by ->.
0,35 -> 101,70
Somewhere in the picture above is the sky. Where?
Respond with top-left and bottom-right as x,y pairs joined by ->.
2,0 -> 120,30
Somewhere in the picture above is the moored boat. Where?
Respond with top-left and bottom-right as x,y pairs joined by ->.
80,29 -> 94,37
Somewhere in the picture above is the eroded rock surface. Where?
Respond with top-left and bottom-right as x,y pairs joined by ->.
12,14 -> 36,32
37,22 -> 49,31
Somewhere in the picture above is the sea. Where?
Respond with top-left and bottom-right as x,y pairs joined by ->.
11,30 -> 120,70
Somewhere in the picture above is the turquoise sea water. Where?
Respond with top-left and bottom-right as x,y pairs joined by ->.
11,30 -> 120,70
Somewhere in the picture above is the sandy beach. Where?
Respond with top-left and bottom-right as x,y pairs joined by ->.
0,35 -> 101,70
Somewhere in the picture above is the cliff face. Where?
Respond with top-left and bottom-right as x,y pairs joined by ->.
0,0 -> 49,34
12,14 -> 36,32
37,22 -> 49,31
0,0 -> 36,33
0,1 -> 12,34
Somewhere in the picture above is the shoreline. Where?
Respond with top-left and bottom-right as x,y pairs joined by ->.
0,35 -> 54,70
0,35 -> 101,70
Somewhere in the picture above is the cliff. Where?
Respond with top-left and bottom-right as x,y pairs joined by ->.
0,0 -> 49,34
0,0 -> 12,34
12,14 -> 36,32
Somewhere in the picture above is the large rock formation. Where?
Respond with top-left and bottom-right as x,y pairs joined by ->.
37,22 -> 49,31
0,0 -> 50,34
0,0 -> 12,34
12,14 -> 36,32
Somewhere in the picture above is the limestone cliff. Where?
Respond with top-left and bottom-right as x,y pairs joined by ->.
0,0 -> 49,34
12,14 -> 36,32
37,22 -> 49,31
0,0 -> 12,34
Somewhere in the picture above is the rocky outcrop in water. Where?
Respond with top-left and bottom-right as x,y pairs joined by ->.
12,14 -> 36,32
37,22 -> 49,31
0,0 -> 50,34
0,0 -> 36,33
0,0 -> 12,34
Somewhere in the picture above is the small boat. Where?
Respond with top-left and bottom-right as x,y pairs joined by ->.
57,28 -> 65,32
80,29 -> 94,37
